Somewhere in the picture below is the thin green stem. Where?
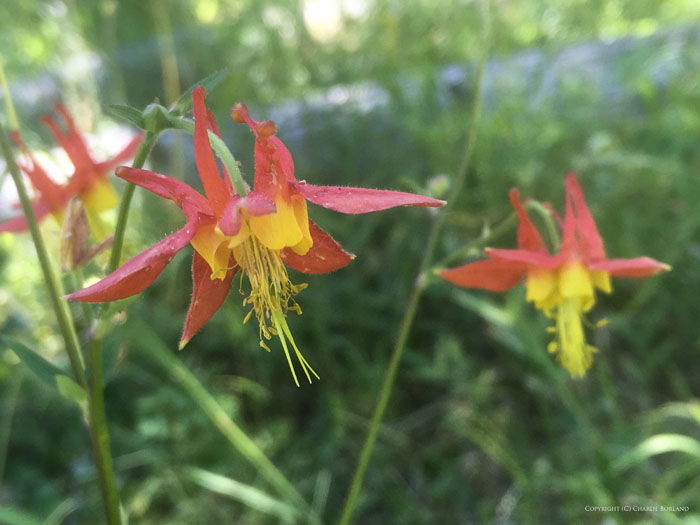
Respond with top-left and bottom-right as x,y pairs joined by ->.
108,131 -> 156,272
337,1 -> 491,522
435,211 -> 517,269
526,200 -> 561,251
167,116 -> 248,196
87,337 -> 122,525
0,59 -> 19,131
0,123 -> 86,385
0,123 -> 122,524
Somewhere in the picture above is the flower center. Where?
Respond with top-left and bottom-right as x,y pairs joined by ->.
232,235 -> 318,386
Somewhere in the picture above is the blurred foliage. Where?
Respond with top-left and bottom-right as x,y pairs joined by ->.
2,0 -> 700,523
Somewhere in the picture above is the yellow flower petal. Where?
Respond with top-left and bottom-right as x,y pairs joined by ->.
191,224 -> 232,280
559,262 -> 595,311
250,195 -> 303,250
591,270 -> 612,294
290,195 -> 312,255
526,269 -> 557,310
79,179 -> 119,240
80,178 -> 119,213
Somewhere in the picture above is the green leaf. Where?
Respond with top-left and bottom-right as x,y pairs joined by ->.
105,104 -> 145,129
613,433 -> 700,472
0,335 -> 65,388
186,468 -> 298,523
170,69 -> 233,115
55,375 -> 88,408
0,504 -> 44,525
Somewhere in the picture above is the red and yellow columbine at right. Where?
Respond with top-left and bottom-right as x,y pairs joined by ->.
438,173 -> 670,377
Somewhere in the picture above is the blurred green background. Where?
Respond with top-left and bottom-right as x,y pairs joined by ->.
2,0 -> 700,523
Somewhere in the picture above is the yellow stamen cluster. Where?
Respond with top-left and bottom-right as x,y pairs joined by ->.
546,297 -> 597,377
526,262 -> 610,377
233,235 -> 319,386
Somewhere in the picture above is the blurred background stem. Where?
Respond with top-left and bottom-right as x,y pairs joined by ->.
108,130 -> 156,271
337,1 -> 491,522
150,0 -> 186,181
0,123 -> 122,525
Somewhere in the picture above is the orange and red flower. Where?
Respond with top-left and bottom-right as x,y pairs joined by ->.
68,87 -> 444,385
439,173 -> 669,377
0,105 -> 141,238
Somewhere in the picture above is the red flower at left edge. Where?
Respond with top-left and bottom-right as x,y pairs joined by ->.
67,86 -> 445,386
0,105 -> 142,239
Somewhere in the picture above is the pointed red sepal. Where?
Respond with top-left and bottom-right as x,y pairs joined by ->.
438,259 -> 527,291
588,257 -> 670,278
12,131 -> 69,214
560,172 -> 607,259
95,133 -> 144,173
281,221 -> 355,274
116,167 -> 212,216
67,215 -> 202,303
509,189 -> 547,252
180,251 -> 237,348
290,181 -> 445,214
218,191 -> 276,236
192,87 -> 230,216
0,199 -> 53,233
487,248 -> 561,269
41,106 -> 94,170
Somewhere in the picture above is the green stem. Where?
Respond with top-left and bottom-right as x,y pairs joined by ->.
87,337 -> 122,525
0,59 -> 19,131
108,131 -> 156,272
0,123 -> 86,385
167,116 -> 248,197
0,123 -> 122,524
337,2 -> 491,522
435,211 -> 517,269
526,200 -> 561,251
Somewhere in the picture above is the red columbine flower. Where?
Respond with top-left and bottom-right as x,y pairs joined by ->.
0,105 -> 142,239
439,173 -> 669,377
68,87 -> 444,385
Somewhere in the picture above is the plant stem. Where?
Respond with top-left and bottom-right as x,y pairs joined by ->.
0,123 -> 86,385
87,337 -> 122,525
0,123 -> 122,524
167,116 -> 248,197
108,131 -> 156,272
435,211 -> 517,268
337,2 -> 491,522
526,200 -> 561,252
0,59 -> 19,131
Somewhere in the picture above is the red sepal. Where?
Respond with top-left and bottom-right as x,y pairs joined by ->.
116,167 -> 212,216
281,221 -> 355,274
180,251 -> 237,348
588,257 -> 670,277
192,87 -> 229,216
509,188 -> 547,252
95,133 -> 144,174
438,259 -> 526,291
67,214 -> 203,302
290,181 -> 445,214
487,248 -> 561,269
0,199 -> 53,233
